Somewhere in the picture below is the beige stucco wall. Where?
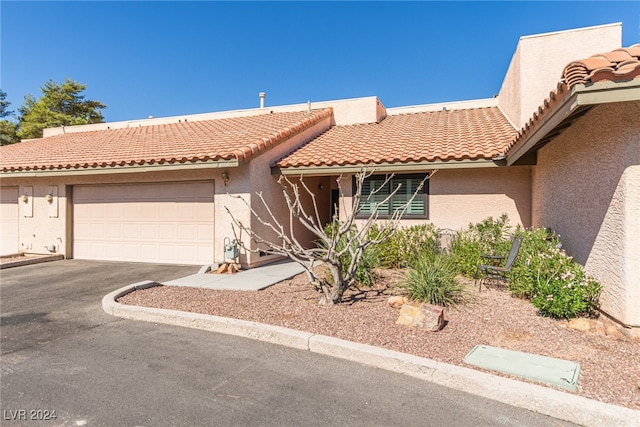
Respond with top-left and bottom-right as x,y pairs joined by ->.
335,167 -> 532,231
172,114 -> 335,268
3,113 -> 334,268
429,167 -> 531,229
44,96 -> 384,137
7,183 -> 70,257
498,23 -> 621,130
532,101 -> 640,327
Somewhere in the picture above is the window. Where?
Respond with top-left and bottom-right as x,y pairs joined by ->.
355,173 -> 429,219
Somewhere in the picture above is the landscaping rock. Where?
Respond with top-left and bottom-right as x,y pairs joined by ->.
605,324 -> 626,339
568,318 -> 593,332
396,302 -> 444,332
388,296 -> 409,308
216,263 -> 229,274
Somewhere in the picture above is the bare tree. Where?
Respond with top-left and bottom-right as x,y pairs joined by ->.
225,169 -> 426,305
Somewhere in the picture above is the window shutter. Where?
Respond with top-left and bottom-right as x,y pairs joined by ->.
356,174 -> 426,218
358,178 -> 390,215
405,178 -> 424,215
358,179 -> 374,215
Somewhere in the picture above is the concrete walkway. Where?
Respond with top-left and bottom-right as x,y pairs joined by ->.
164,259 -> 306,290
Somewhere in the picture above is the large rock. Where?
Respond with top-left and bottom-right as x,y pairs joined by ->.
396,302 -> 445,332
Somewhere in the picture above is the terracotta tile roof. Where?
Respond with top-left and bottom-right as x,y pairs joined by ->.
0,109 -> 333,172
275,106 -> 516,168
563,44 -> 640,87
505,44 -> 640,157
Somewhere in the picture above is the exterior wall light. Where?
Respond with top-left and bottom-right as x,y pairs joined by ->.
221,172 -> 230,186
45,194 -> 54,203
21,194 -> 29,203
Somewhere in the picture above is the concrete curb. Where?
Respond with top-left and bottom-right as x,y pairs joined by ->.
103,283 -> 640,427
0,254 -> 65,269
102,282 -> 312,351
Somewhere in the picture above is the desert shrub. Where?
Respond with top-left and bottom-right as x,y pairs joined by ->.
400,254 -> 466,306
507,226 -> 558,298
450,214 -> 512,277
321,222 -> 380,287
448,216 -> 602,319
376,224 -> 439,269
508,227 -> 601,318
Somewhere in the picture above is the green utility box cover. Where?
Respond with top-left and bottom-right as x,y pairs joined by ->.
464,345 -> 580,391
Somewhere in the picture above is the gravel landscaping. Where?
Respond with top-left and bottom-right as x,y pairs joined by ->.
118,269 -> 640,410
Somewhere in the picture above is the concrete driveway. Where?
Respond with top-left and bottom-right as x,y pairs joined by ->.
0,260 -> 573,426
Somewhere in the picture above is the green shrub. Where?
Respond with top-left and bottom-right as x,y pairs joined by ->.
450,214 -> 512,277
353,238 -> 381,287
509,228 -> 601,318
507,226 -> 557,298
449,215 -> 602,319
376,224 -> 439,269
401,254 -> 466,306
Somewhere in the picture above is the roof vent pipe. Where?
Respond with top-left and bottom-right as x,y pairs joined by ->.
259,92 -> 266,109
307,100 -> 311,113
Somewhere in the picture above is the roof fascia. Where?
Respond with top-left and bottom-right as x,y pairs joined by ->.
1,159 -> 240,178
506,79 -> 640,167
273,159 -> 501,177
574,79 -> 640,106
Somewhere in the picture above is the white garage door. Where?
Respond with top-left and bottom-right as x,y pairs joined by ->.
0,187 -> 19,256
74,182 -> 214,265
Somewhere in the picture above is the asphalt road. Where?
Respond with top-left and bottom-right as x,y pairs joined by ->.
0,260 -> 577,426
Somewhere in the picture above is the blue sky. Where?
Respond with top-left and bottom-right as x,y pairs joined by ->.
2,1 -> 639,123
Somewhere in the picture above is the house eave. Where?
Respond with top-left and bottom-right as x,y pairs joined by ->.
506,79 -> 640,166
272,159 -> 502,176
0,159 -> 241,178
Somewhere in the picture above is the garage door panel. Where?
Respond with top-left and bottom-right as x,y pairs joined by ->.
140,204 -> 158,220
197,246 -> 214,262
105,203 -> 122,218
158,204 -> 177,218
122,204 -> 138,218
122,244 -> 139,259
197,224 -> 214,239
197,203 -> 214,217
177,246 -> 196,263
74,182 -> 214,265
90,223 -> 106,239
105,243 -> 123,259
158,245 -> 177,262
105,223 -> 122,240
140,244 -> 159,262
140,224 -> 157,239
178,224 -> 196,239
88,242 -> 106,258
122,224 -> 140,238
177,203 -> 196,218
89,204 -> 106,219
